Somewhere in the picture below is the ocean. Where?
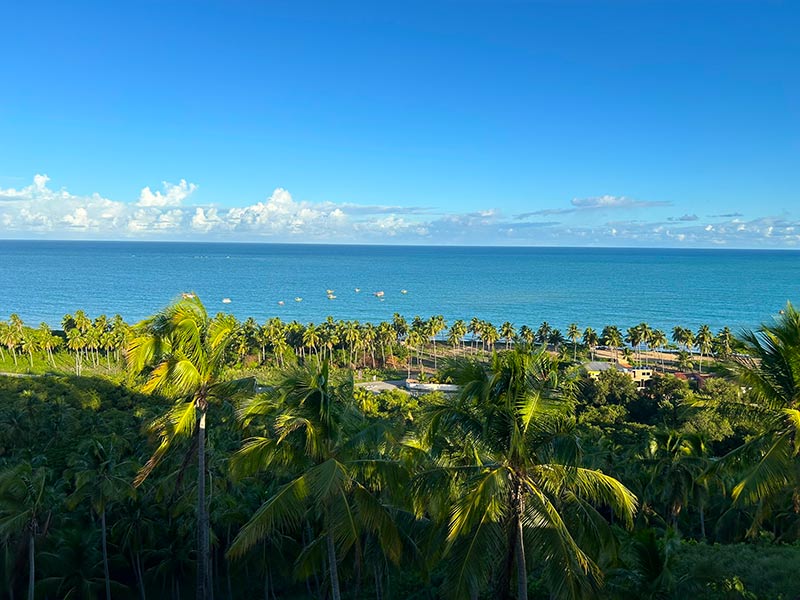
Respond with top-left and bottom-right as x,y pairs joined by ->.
1,241 -> 798,333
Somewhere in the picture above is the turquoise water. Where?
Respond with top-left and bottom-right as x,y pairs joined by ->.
1,241 -> 798,332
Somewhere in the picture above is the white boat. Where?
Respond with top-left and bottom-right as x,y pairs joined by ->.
295,297 -> 303,302
326,289 -> 335,295
400,289 -> 408,294
222,298 -> 231,304
374,291 -> 384,297
278,301 -> 285,306
355,288 -> 361,293
327,294 -> 337,300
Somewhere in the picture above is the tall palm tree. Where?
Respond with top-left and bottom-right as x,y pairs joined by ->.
567,323 -> 580,361
228,360 -> 404,600
500,321 -> 516,350
695,324 -> 713,373
449,319 -> 468,356
718,302 -> 800,527
714,326 -> 734,359
67,438 -> 135,600
127,294 -> 254,600
519,325 -> 535,348
535,321 -> 552,347
0,462 -> 51,600
650,329 -> 669,371
582,327 -> 599,361
625,326 -> 643,365
426,349 -> 637,599
601,325 -> 623,363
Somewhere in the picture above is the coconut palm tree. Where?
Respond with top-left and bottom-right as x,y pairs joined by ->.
228,360 -> 404,600
449,319 -> 467,356
66,438 -> 135,600
0,462 -> 52,600
582,327 -> 599,361
695,324 -> 713,373
650,329 -> 669,371
519,325 -> 535,348
500,321 -> 516,350
625,326 -> 643,365
126,294 -> 254,600
714,326 -> 734,359
535,321 -> 552,347
428,315 -> 447,370
717,303 -> 800,527
601,325 -> 623,363
426,349 -> 637,599
567,323 -> 580,361
303,323 -> 321,358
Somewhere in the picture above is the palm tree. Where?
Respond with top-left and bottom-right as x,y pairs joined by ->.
428,315 -> 447,370
601,325 -> 623,363
469,317 -> 482,353
303,323 -> 321,357
650,329 -> 669,371
695,324 -> 713,373
126,294 -> 254,600
500,321 -> 516,350
535,321 -> 552,347
718,302 -> 800,525
567,323 -> 580,361
66,327 -> 86,375
482,321 -> 500,353
519,325 -> 535,348
625,326 -> 643,365
37,322 -> 60,368
66,438 -> 135,600
427,349 -> 637,599
582,327 -> 599,361
0,318 -> 21,366
714,326 -> 734,359
228,360 -> 403,600
449,319 -> 467,356
0,462 -> 51,600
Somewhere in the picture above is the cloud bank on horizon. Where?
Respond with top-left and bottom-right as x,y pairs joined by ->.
0,174 -> 797,248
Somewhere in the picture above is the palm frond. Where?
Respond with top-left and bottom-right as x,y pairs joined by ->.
227,475 -> 309,559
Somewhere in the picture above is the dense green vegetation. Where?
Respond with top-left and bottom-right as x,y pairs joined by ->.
0,298 -> 798,599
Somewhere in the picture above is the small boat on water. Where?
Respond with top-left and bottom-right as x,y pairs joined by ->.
326,289 -> 335,295
278,301 -> 285,306
327,294 -> 337,300
400,289 -> 408,294
181,292 -> 196,299
374,291 -> 384,297
295,297 -> 303,302
222,298 -> 231,304
355,288 -> 361,293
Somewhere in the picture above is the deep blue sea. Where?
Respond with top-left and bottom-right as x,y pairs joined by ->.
1,241 -> 798,333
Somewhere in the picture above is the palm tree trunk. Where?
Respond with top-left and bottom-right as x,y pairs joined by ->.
325,508 -> 342,600
27,530 -> 34,600
101,508 -> 112,600
197,409 -> 210,600
515,513 -> 527,600
699,504 -> 706,540
134,551 -> 146,600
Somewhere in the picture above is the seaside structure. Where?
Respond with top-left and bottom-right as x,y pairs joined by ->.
583,360 -> 653,389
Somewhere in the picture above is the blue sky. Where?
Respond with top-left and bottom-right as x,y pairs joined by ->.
1,0 -> 797,246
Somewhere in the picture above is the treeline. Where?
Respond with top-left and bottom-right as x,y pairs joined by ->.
0,296 -> 799,599
1,308 -> 740,377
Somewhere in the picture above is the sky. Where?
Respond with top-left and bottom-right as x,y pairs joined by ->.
0,0 -> 797,247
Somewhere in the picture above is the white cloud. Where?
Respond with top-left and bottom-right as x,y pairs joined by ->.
1,174 -> 798,247
137,179 -> 197,207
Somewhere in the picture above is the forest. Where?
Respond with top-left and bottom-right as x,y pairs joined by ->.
1,297 -> 799,600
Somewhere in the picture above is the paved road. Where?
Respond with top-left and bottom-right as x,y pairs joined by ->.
355,379 -> 408,393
